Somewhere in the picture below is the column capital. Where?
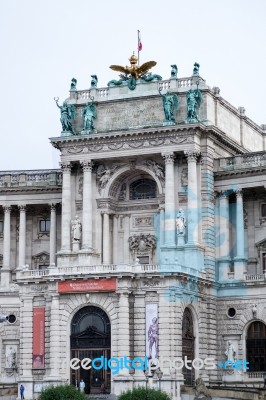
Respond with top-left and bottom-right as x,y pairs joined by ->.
50,203 -> 57,211
162,152 -> 175,164
81,160 -> 93,172
60,162 -> 71,172
234,189 -> 243,198
184,151 -> 200,162
218,190 -> 230,199
18,204 -> 27,212
3,205 -> 11,213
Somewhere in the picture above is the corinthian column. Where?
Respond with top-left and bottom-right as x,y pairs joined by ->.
218,191 -> 231,280
60,163 -> 71,252
162,152 -> 175,246
81,161 -> 92,251
185,151 -> 200,244
234,189 -> 246,279
102,211 -> 110,264
1,205 -> 11,286
18,205 -> 26,267
49,204 -> 57,265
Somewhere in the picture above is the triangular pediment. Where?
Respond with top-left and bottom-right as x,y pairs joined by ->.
256,239 -> 266,250
72,326 -> 107,339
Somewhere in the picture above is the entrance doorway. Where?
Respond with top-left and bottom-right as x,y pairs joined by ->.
70,306 -> 111,394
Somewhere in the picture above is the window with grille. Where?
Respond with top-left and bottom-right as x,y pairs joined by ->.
39,219 -> 50,232
129,179 -> 156,200
246,321 -> 266,371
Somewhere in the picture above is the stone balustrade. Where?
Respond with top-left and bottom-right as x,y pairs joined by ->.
0,170 -> 62,188
214,151 -> 266,172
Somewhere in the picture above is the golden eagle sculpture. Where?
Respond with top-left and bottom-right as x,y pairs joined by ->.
108,53 -> 161,90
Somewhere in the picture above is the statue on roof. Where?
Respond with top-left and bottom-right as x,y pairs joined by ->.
91,75 -> 98,88
171,64 -> 178,78
81,96 -> 97,133
70,78 -> 77,90
159,89 -> 179,123
193,62 -> 200,76
109,53 -> 157,90
54,97 -> 76,134
186,82 -> 202,123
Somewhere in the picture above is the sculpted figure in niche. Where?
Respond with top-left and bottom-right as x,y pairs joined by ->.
176,209 -> 186,235
225,340 -> 236,362
71,216 -> 82,242
6,346 -> 17,369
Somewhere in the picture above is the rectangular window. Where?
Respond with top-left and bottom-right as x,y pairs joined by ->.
0,221 -> 3,233
137,256 -> 150,264
39,219 -> 50,232
263,253 -> 266,272
262,204 -> 266,218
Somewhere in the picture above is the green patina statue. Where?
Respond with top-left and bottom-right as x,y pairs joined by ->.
91,75 -> 98,88
81,99 -> 97,132
108,73 -> 129,87
171,64 -> 178,78
186,83 -> 202,123
140,72 -> 162,82
54,98 -> 76,133
159,90 -> 179,123
193,62 -> 200,76
70,78 -> 77,90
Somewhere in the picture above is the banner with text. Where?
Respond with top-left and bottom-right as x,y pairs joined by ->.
33,307 -> 45,369
57,278 -> 117,293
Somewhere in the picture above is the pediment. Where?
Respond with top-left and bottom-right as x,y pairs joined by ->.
72,326 -> 107,339
32,251 -> 50,261
256,239 -> 266,250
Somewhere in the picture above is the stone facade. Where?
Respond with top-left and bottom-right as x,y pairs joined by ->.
0,68 -> 266,400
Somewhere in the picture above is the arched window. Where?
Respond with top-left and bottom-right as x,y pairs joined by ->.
129,178 -> 156,200
246,321 -> 266,371
182,308 -> 195,385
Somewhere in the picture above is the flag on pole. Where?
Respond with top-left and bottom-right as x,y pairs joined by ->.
138,30 -> 142,51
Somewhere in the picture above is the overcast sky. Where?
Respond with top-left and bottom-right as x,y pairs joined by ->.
1,0 -> 265,171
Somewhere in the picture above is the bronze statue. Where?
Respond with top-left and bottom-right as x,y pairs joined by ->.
159,89 -> 178,123
54,97 -> 75,133
109,53 -> 157,90
82,100 -> 97,132
91,75 -> 98,88
186,83 -> 202,123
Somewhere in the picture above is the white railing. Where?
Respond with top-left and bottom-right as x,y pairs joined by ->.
178,77 -> 193,88
159,80 -> 170,91
248,372 -> 264,378
214,152 -> 266,172
16,264 -> 160,280
245,274 -> 265,281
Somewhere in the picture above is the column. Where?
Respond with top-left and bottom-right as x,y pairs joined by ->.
117,292 -> 130,375
18,205 -> 26,267
159,206 -> 165,247
218,191 -> 230,280
81,161 -> 92,251
49,204 -> 57,265
102,212 -> 110,264
60,163 -> 71,252
235,190 -> 245,258
49,294 -> 61,378
124,215 -> 130,263
113,215 -> 119,264
133,293 -> 145,379
234,190 -> 246,279
162,152 -> 175,246
185,151 -> 200,244
20,296 -> 33,377
1,205 -> 11,286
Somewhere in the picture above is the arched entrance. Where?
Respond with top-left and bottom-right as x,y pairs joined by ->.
182,308 -> 195,385
70,306 -> 111,394
246,321 -> 266,371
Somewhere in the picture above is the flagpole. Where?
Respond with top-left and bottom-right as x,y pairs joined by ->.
137,30 -> 140,65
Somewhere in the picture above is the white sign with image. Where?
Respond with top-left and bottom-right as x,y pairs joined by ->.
146,304 -> 158,359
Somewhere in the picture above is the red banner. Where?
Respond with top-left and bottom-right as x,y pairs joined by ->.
57,278 -> 117,293
33,308 -> 45,369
